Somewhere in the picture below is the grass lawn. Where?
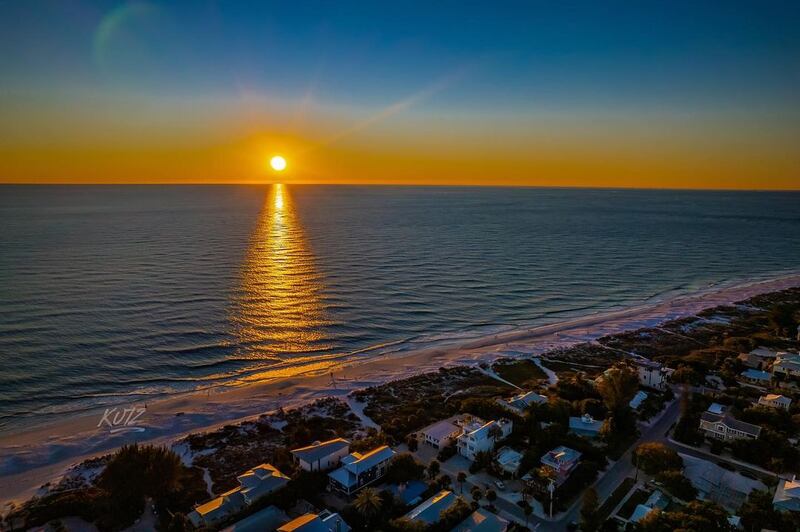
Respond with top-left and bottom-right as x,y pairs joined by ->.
616,488 -> 651,520
492,360 -> 547,387
597,477 -> 635,522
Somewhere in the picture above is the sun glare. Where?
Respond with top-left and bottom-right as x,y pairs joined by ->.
270,155 -> 287,172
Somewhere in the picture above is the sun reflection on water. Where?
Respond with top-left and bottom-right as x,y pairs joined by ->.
231,184 -> 338,382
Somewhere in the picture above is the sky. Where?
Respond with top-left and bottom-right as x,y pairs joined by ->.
1,0 -> 799,188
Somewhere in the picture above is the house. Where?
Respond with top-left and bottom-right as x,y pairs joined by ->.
222,505 -> 289,532
291,438 -> 351,472
456,417 -> 513,461
452,508 -> 509,532
636,359 -> 668,391
737,352 -> 764,369
495,446 -> 523,475
568,414 -> 602,438
629,490 -> 670,523
699,412 -> 761,442
740,368 -> 771,385
328,445 -> 395,495
757,394 -> 792,410
773,476 -> 800,512
497,390 -> 547,415
629,390 -> 648,410
277,511 -> 351,532
540,446 -> 581,484
404,490 -> 458,524
750,347 -> 780,360
682,454 -> 766,512
189,464 -> 289,527
772,353 -> 800,378
419,419 -> 461,449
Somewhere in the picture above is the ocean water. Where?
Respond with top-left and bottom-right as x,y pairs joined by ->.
0,185 -> 798,432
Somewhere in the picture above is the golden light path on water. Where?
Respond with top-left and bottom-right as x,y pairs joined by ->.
231,184 -> 340,382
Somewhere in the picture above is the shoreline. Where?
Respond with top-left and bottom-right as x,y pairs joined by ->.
2,271 -> 800,504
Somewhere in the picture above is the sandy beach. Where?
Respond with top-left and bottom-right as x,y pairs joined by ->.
2,272 -> 799,505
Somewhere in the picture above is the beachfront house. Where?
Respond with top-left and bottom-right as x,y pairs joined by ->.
699,411 -> 761,442
629,390 -> 649,410
495,446 -> 523,475
452,508 -> 509,532
758,394 -> 792,410
740,368 -> 771,385
456,416 -> 513,461
772,353 -> 800,379
419,419 -> 461,449
277,511 -> 351,532
328,445 -> 395,495
568,414 -> 602,438
221,505 -> 289,532
773,476 -> 800,513
404,490 -> 459,525
291,438 -> 351,472
496,390 -> 547,415
636,360 -> 668,391
189,463 -> 289,528
540,446 -> 581,485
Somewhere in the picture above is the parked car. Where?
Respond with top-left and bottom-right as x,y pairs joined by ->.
494,480 -> 505,490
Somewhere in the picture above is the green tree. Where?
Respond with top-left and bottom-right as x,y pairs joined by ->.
580,487 -> 600,531
385,453 -> 425,484
406,435 -> 418,452
633,442 -> 682,475
354,488 -> 382,527
485,489 -> 497,510
769,304 -> 797,337
654,470 -> 697,500
457,471 -> 467,494
427,459 -> 440,480
596,365 -> 638,414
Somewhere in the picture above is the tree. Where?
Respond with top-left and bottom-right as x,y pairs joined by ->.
638,500 -> 731,532
654,470 -> 697,500
596,365 -> 638,414
427,460 -> 440,480
580,487 -> 600,531
166,513 -> 193,532
769,304 -> 797,337
633,443 -> 682,475
354,488 -> 382,527
457,471 -> 467,494
438,497 -> 471,529
471,487 -> 482,504
406,435 -> 418,452
485,489 -> 497,510
521,500 -> 533,526
385,453 -> 426,484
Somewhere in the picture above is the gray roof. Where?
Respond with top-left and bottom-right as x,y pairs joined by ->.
700,412 -> 762,437
291,438 -> 350,463
222,505 -> 289,532
405,490 -> 458,524
452,508 -> 509,532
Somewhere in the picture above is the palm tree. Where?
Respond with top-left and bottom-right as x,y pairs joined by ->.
457,471 -> 467,494
427,460 -> 440,480
353,488 -> 382,527
521,501 -> 533,527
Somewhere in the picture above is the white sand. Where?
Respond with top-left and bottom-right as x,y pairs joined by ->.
1,272 -> 799,505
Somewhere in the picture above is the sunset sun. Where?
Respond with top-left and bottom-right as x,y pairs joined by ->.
270,155 -> 287,172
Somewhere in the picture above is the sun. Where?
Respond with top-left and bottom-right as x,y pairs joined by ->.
270,155 -> 287,172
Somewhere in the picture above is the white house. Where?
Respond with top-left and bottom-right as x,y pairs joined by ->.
636,360 -> 668,391
189,463 -> 289,528
328,445 -> 395,495
456,417 -> 513,461
291,438 -> 351,472
497,390 -> 547,415
495,446 -> 523,475
404,490 -> 459,524
757,394 -> 792,410
277,511 -> 351,532
772,353 -> 800,378
419,419 -> 461,449
540,446 -> 581,485
773,476 -> 800,512
699,412 -> 761,442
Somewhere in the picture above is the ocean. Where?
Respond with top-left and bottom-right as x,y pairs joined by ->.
1,185 -> 798,433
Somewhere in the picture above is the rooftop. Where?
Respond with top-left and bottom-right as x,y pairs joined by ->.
541,446 -> 581,467
421,420 -> 461,441
405,490 -> 458,524
707,403 -> 726,415
700,412 -> 762,437
452,508 -> 509,532
568,414 -> 602,435
740,368 -> 771,381
291,438 -> 350,463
